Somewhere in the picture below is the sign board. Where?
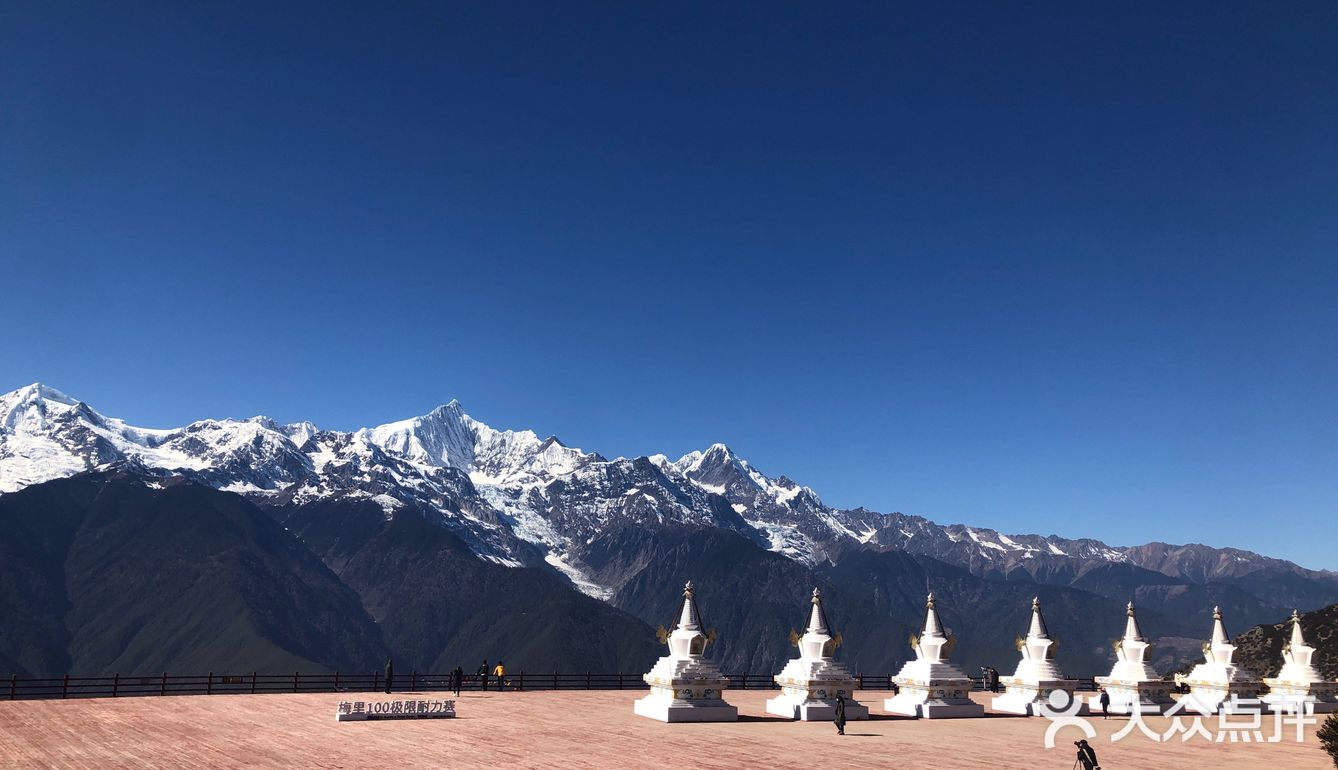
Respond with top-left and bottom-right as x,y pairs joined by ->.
336,699 -> 457,721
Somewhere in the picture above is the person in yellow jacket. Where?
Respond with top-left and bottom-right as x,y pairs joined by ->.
493,661 -> 506,691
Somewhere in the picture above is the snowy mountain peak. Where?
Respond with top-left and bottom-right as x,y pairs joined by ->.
1,383 -> 1322,599
1,383 -> 83,429
4,382 -> 78,407
361,402 -> 477,470
357,401 -> 590,487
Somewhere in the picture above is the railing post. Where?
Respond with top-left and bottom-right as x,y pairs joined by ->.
334,671 -> 340,691
373,671 -> 379,692
161,672 -> 167,696
553,671 -> 558,690
518,671 -> 523,691
9,674 -> 16,700
586,671 -> 591,689
62,674 -> 69,699
251,672 -> 257,694
207,672 -> 213,695
618,672 -> 623,690
293,672 -> 299,693
411,671 -> 417,691
112,673 -> 119,698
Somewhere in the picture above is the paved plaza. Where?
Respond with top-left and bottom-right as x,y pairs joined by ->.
0,689 -> 1331,769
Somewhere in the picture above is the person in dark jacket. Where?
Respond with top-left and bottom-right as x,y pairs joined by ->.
834,694 -> 847,735
1075,739 -> 1100,769
1098,688 -> 1110,720
452,666 -> 463,696
478,660 -> 490,691
384,658 -> 394,694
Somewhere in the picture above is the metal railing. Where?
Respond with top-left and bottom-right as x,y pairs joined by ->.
2,671 -> 1101,701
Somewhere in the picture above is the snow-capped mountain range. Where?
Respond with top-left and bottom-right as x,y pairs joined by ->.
0,383 -> 1323,600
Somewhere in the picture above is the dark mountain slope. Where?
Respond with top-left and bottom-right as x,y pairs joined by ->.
586,526 -> 1199,677
1234,603 -> 1338,680
0,473 -> 387,676
593,525 -> 892,674
275,497 -> 661,673
821,548 -> 1192,676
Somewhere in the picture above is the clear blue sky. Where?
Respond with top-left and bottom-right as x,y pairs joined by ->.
2,2 -> 1335,568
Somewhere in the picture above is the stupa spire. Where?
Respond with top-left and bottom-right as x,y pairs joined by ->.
1027,596 -> 1050,639
922,592 -> 945,639
1210,605 -> 1229,646
805,587 -> 831,636
677,581 -> 702,632
1124,601 -> 1146,642
1289,609 -> 1306,649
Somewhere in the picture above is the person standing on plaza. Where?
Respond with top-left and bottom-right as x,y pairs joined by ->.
1098,687 -> 1110,720
493,660 -> 506,691
478,660 -> 490,691
452,666 -> 463,696
384,658 -> 394,694
834,693 -> 847,736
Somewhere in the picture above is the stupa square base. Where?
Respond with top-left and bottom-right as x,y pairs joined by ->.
1262,695 -> 1337,714
764,694 -> 868,721
885,680 -> 983,718
1183,684 -> 1266,716
1262,682 -> 1338,714
633,695 -> 738,723
885,695 -> 985,719
990,680 -> 1084,716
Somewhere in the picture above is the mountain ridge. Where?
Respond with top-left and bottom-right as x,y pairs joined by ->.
3,382 -> 1335,678
2,382 -> 1329,593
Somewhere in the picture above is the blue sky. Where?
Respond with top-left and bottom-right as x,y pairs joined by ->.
2,2 -> 1335,568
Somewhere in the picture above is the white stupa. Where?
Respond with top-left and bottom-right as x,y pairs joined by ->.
1262,610 -> 1337,713
765,588 -> 869,721
884,593 -> 984,718
1091,602 -> 1174,714
1183,606 -> 1263,715
990,597 -> 1081,715
633,581 -> 738,722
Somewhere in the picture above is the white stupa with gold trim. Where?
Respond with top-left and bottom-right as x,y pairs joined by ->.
765,588 -> 868,721
1183,606 -> 1263,715
1091,602 -> 1174,714
1262,610 -> 1337,713
633,581 -> 738,722
884,593 -> 983,718
990,597 -> 1081,715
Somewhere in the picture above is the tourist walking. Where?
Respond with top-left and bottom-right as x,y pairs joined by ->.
1074,739 -> 1100,769
384,658 -> 394,694
452,666 -> 463,696
1098,688 -> 1110,720
478,660 -> 490,691
834,693 -> 846,736
493,661 -> 506,691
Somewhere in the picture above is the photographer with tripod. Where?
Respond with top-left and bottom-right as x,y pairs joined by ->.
1073,739 -> 1100,770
